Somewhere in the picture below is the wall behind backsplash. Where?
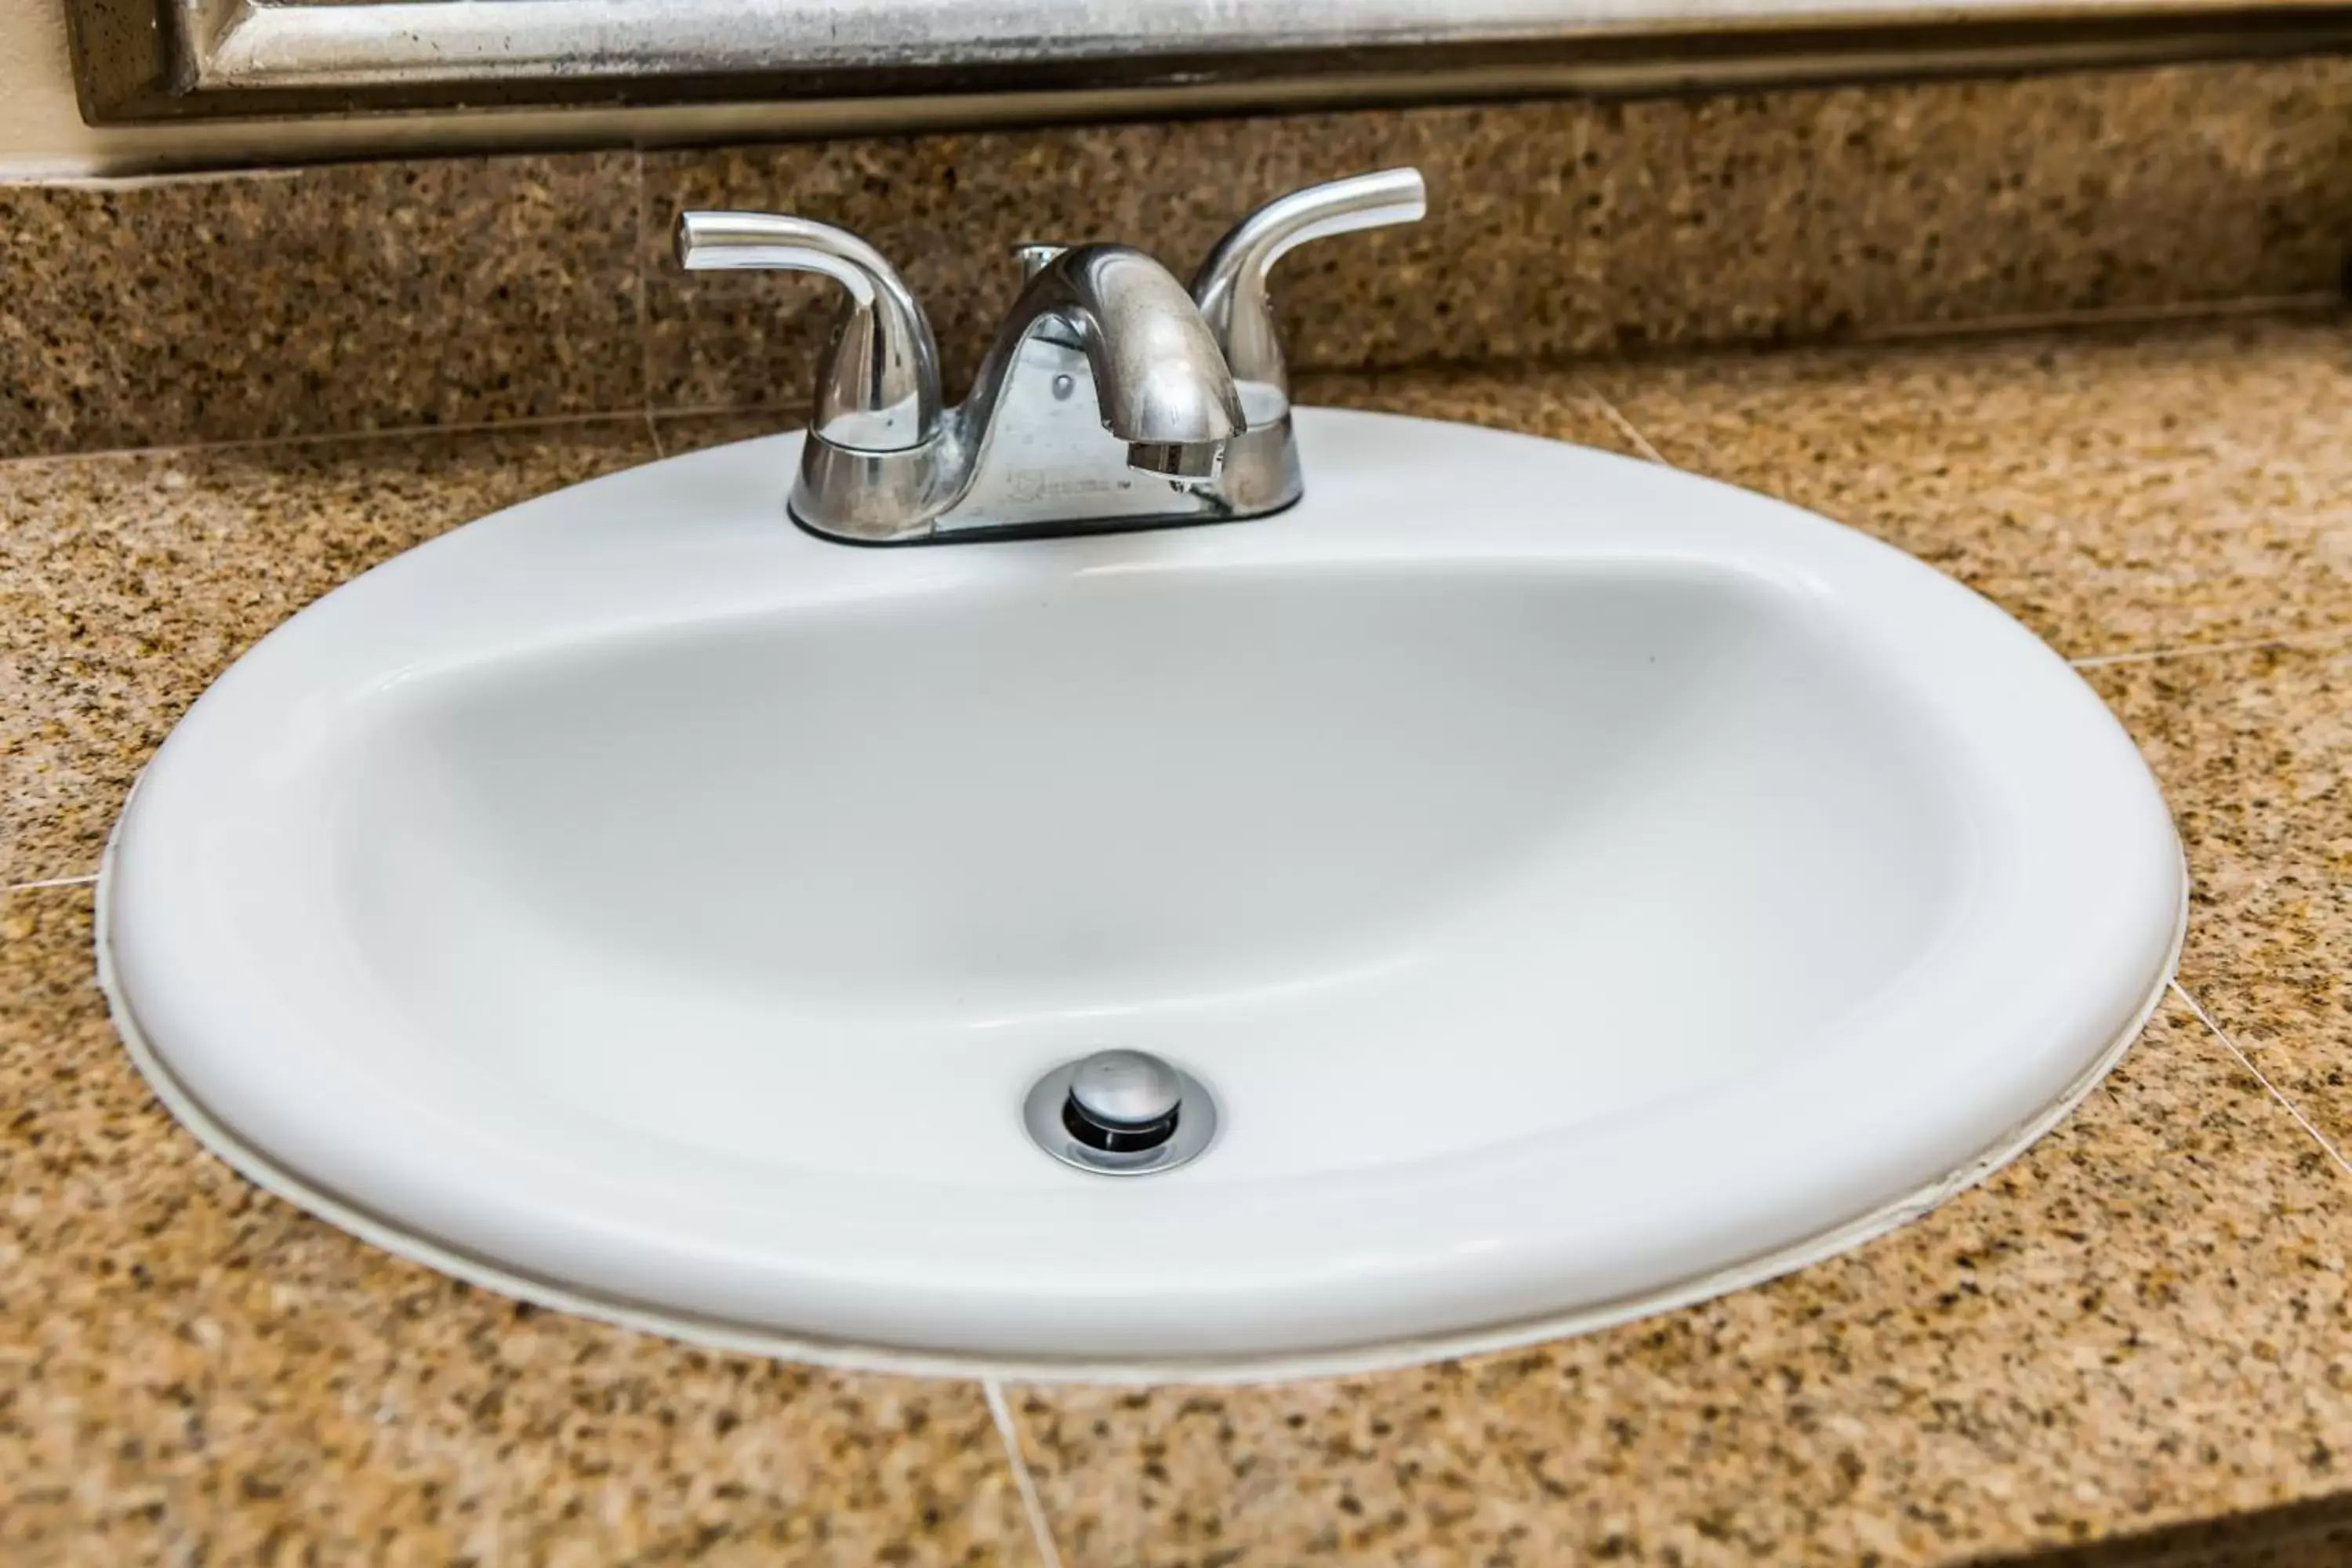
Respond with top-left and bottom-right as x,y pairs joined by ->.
1,56 -> 2347,463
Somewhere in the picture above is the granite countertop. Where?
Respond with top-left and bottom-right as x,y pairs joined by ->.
5,314 -> 2350,1566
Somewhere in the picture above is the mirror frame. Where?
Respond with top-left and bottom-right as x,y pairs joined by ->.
67,0 -> 2352,125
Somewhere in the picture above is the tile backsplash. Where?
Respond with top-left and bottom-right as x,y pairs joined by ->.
3,56 -> 2349,461
1,156 -> 642,457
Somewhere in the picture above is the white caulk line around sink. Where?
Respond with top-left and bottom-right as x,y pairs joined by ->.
92,783 -> 2188,1387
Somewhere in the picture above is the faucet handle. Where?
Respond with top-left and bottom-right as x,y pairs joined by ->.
675,211 -> 943,452
1189,169 -> 1427,426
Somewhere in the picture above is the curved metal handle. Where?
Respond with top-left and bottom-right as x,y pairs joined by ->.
1189,169 -> 1427,426
675,211 -> 943,452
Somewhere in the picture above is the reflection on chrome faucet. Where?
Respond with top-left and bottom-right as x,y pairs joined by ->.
673,168 -> 1426,544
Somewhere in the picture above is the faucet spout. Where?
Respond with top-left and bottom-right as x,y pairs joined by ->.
968,244 -> 1245,463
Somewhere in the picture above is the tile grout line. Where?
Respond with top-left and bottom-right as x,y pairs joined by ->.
652,400 -> 804,423
982,1377 -> 1068,1568
0,408 -> 655,470
2173,980 -> 2352,1180
631,147 -> 662,449
1849,289 -> 2343,350
0,398 -> 807,474
2069,628 -> 2352,670
4,873 -> 100,893
1574,379 -> 1669,466
1466,290 -> 2347,408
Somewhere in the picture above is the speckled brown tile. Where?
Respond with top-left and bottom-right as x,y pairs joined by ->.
1011,997 -> 2352,1566
0,154 -> 644,458
1577,64 -> 2352,355
641,57 -> 2352,416
0,421 -> 656,884
1588,316 -> 2352,659
7,57 -> 2348,459
13,271 -> 2352,1562
2086,641 -> 2352,1160
650,362 -> 1648,466
0,883 -> 1037,1566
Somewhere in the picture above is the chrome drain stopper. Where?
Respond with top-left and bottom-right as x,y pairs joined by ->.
1066,1051 -> 1181,1150
1024,1049 -> 1218,1175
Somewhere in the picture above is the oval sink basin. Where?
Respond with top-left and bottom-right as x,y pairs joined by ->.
100,409 -> 2183,1377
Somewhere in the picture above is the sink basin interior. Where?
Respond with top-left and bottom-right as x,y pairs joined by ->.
332,561 -> 1970,1186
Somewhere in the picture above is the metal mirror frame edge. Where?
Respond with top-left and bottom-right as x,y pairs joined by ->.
67,0 -> 2352,125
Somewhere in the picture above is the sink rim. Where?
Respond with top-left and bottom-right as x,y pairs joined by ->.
96,872 -> 2180,1384
96,408 -> 2188,1379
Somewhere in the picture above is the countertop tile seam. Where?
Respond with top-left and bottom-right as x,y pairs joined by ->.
1430,299 -> 2352,409
1845,289 -> 2348,350
650,399 -> 808,424
630,146 -> 659,426
2,873 -> 98,894
2172,979 -> 2352,1181
0,408 -> 655,473
985,1377 -> 1067,1568
1261,298 -> 2348,397
1573,378 -> 1670,466
2071,629 -> 2352,670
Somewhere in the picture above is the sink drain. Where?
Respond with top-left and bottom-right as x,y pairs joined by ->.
1023,1050 -> 1218,1175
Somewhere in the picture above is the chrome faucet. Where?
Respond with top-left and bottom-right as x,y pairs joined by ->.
673,168 -> 1426,544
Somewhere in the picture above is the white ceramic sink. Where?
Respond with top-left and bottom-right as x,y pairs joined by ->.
100,409 -> 2183,1377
